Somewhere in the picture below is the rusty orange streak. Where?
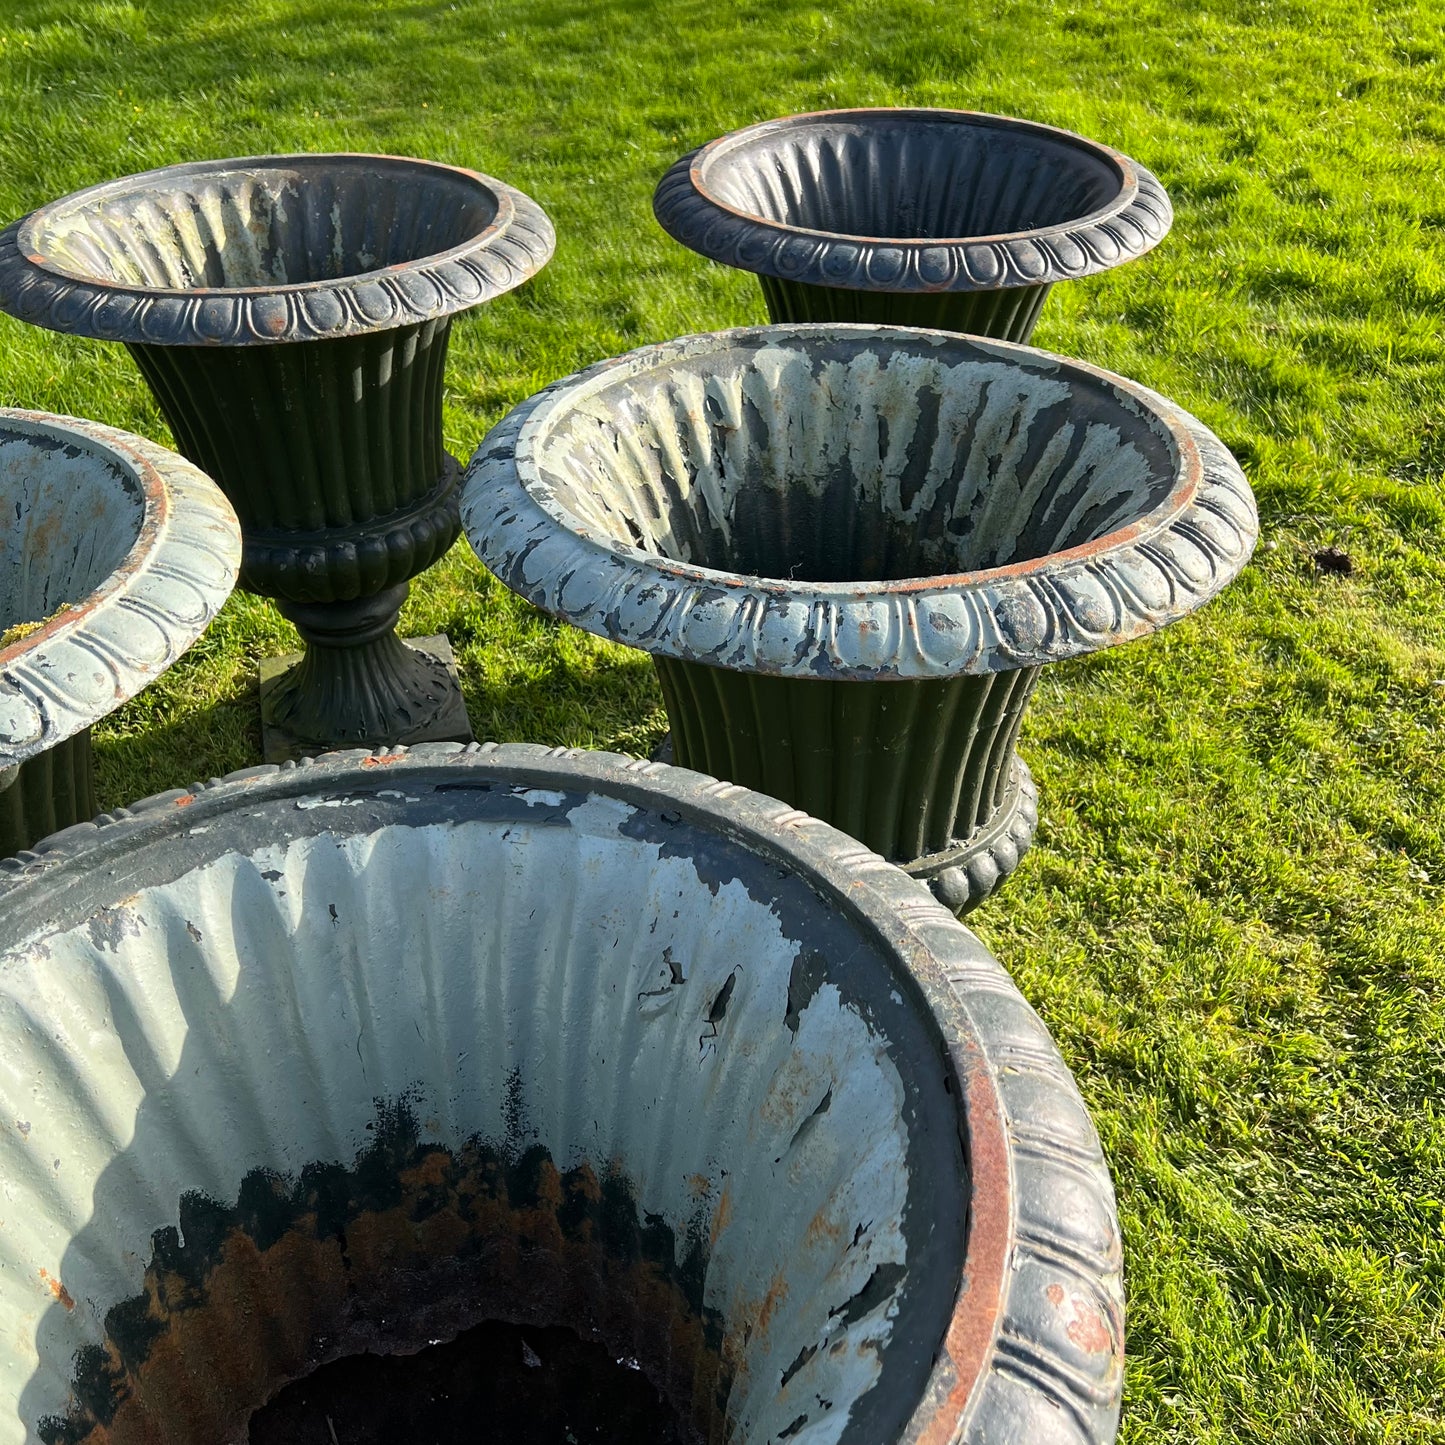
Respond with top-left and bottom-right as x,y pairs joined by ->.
39,1268 -> 75,1310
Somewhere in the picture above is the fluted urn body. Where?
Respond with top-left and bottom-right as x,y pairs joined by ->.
0,155 -> 554,757
0,743 -> 1126,1444
464,325 -> 1258,912
0,410 -> 240,856
654,110 -> 1172,342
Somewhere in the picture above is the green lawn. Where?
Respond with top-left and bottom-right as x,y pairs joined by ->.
1,0 -> 1442,1439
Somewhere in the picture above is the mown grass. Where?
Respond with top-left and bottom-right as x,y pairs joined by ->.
0,0 -> 1442,1439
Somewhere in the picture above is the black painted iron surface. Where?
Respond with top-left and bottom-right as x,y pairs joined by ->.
654,662 -> 1040,911
0,155 -> 554,754
655,109 -> 1173,340
128,326 -> 463,747
0,732 -> 95,858
758,273 -> 1052,342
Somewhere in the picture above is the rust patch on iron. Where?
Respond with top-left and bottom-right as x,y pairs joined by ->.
36,1099 -> 725,1445
803,1204 -> 844,1252
750,1269 -> 790,1342
360,753 -> 406,768
909,1031 -> 1012,1445
1060,1290 -> 1114,1354
708,1182 -> 733,1249
38,1268 -> 74,1310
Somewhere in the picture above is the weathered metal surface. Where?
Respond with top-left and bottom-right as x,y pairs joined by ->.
0,156 -> 556,755
653,110 -> 1173,341
461,324 -> 1256,912
0,155 -> 555,346
0,743 -> 1124,1444
463,326 -> 1256,681
0,410 -> 240,854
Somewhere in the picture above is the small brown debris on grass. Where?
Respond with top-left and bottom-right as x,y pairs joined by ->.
1311,546 -> 1354,576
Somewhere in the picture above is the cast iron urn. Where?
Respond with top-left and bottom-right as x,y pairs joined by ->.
0,743 -> 1126,1444
463,324 -> 1258,913
0,154 -> 555,757
654,109 -> 1172,342
0,409 -> 239,856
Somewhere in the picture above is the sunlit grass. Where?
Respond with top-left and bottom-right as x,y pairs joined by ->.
0,0 -> 1442,1439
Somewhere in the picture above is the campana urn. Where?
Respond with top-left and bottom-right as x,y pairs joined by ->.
0,742 -> 1124,1443
0,409 -> 240,856
654,109 -> 1172,342
0,154 -> 555,758
462,324 -> 1258,912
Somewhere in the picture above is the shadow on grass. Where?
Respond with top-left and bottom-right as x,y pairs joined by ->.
93,686 -> 264,810
458,645 -> 666,758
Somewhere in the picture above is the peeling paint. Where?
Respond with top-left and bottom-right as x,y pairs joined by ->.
0,745 -> 1125,1445
0,785 -> 938,1443
0,413 -> 239,776
463,326 -> 1256,682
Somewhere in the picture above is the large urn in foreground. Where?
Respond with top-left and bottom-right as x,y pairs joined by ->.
0,409 -> 240,856
0,743 -> 1124,1444
0,154 -> 554,758
463,324 -> 1257,912
654,109 -> 1172,342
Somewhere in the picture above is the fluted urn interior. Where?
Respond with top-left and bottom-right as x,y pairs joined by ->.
25,158 -> 500,290
538,334 -> 1180,584
700,115 -> 1123,240
0,775 -> 966,1445
0,425 -> 145,640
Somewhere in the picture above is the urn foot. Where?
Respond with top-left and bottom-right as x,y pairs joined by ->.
260,585 -> 473,760
903,756 -> 1040,916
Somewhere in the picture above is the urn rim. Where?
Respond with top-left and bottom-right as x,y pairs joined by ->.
0,409 -> 240,770
462,324 -> 1259,680
0,153 -> 556,345
653,108 -> 1173,294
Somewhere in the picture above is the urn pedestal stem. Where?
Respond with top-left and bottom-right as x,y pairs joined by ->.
127,323 -> 470,755
0,732 -> 96,859
654,659 -> 1041,908
263,585 -> 463,750
757,274 -> 1053,343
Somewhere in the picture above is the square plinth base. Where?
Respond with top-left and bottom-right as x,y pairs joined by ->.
258,634 -> 475,765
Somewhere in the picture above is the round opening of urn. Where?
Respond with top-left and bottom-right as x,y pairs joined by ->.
529,330 -> 1190,587
0,764 -> 977,1445
695,111 -> 1129,244
19,155 -> 506,294
0,420 -> 150,660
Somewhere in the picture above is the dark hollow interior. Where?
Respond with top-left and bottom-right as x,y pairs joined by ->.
544,347 -> 1179,584
30,162 -> 499,290
701,118 -> 1123,240
247,1320 -> 693,1445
